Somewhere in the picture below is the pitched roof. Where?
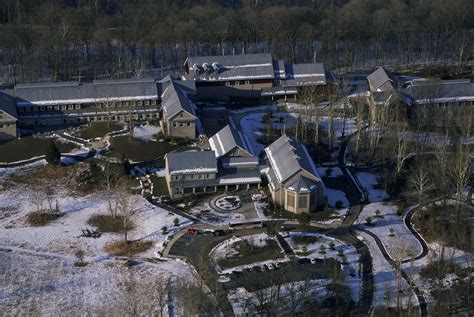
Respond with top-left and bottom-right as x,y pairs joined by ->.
161,81 -> 196,120
0,90 -> 18,120
287,175 -> 319,193
166,151 -> 217,175
13,79 -> 158,106
403,79 -> 474,105
283,63 -> 327,87
367,67 -> 398,92
208,124 -> 254,158
184,53 -> 274,82
265,135 -> 322,184
158,75 -> 196,96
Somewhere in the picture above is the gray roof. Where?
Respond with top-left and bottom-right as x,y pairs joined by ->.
287,175 -> 319,193
283,63 -> 326,87
209,124 -> 254,158
403,79 -> 474,105
166,151 -> 217,175
161,81 -> 196,119
0,90 -> 18,120
158,75 -> 196,96
273,60 -> 286,80
218,166 -> 261,185
184,53 -> 274,82
367,67 -> 398,92
13,79 -> 158,106
265,135 -> 322,184
221,156 -> 259,168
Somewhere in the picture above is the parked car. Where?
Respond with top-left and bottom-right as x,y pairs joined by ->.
267,263 -> 275,270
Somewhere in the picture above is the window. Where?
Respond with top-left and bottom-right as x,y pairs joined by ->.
180,123 -> 184,127
68,105 -> 74,110
75,105 -> 81,109
287,192 -> 295,208
173,123 -> 177,127
186,122 -> 191,126
298,195 -> 308,209
62,105 -> 67,110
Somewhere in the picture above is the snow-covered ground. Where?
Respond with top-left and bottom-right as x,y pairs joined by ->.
317,166 -> 344,178
402,240 -> 472,305
357,231 -> 419,310
0,178 -> 196,314
132,124 -> 160,142
210,233 -> 288,274
326,188 -> 350,218
283,232 -> 361,303
355,171 -> 388,202
228,279 -> 333,316
1,250 -> 195,315
355,202 -> 423,261
238,112 -> 267,156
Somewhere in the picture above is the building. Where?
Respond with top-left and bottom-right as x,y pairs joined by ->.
8,79 -> 161,127
404,79 -> 474,128
264,135 -> 326,214
183,53 -> 335,101
164,124 -> 261,199
0,90 -> 18,142
363,67 -> 474,129
160,78 -> 198,140
208,123 -> 254,158
366,66 -> 402,107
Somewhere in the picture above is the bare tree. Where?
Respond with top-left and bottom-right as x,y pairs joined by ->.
410,162 -> 434,206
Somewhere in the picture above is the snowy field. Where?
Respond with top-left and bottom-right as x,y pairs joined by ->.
1,250 -> 194,315
132,123 -> 160,142
283,232 -> 361,302
355,171 -> 388,202
228,279 -> 332,316
355,202 -> 423,261
356,231 -> 419,310
238,112 -> 267,156
402,241 -> 472,305
0,175 -> 196,314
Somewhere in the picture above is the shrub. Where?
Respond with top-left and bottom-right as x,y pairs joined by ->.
105,240 -> 153,256
349,267 -> 356,277
74,249 -> 87,267
319,244 -> 326,254
335,200 -> 344,209
87,214 -> 134,233
365,217 -> 373,225
161,226 -> 168,234
389,228 -> 395,237
45,140 -> 61,166
337,249 -> 345,257
27,211 -> 63,227
173,217 -> 180,227
342,255 -> 348,265
329,242 -> 336,250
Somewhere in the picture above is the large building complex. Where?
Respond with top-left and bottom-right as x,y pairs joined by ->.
363,67 -> 474,128
183,53 -> 335,100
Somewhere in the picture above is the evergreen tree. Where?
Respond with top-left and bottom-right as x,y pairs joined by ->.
45,140 -> 61,166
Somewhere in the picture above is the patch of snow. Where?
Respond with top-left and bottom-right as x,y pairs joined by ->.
132,124 -> 160,142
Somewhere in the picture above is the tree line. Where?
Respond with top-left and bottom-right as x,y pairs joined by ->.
0,0 -> 472,83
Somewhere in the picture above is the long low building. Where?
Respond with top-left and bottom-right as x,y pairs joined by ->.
183,53 -> 335,100
361,67 -> 474,129
0,76 -> 199,140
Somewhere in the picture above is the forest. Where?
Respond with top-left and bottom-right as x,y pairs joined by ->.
0,0 -> 472,83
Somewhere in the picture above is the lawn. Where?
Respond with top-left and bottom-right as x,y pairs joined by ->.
73,122 -> 124,140
0,137 -> 78,163
106,136 -> 184,162
150,176 -> 169,197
